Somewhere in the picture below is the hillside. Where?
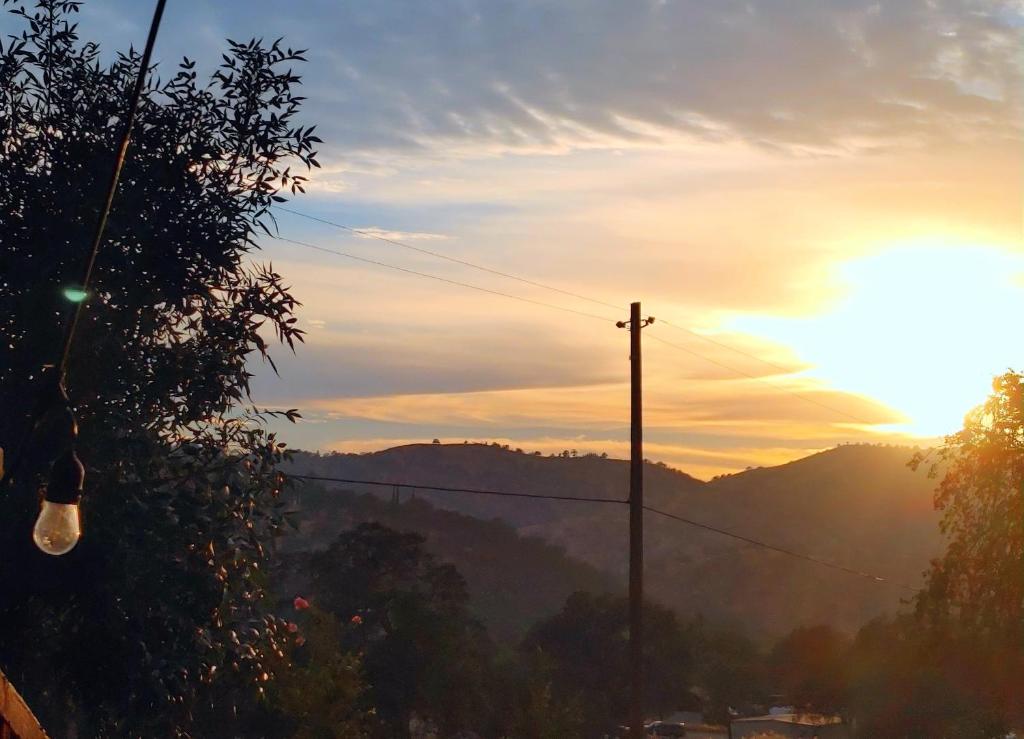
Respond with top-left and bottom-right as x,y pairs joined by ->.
276,486 -> 616,642
283,443 -> 943,639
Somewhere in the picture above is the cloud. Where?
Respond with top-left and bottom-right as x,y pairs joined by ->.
64,0 -> 1018,475
84,0 -> 1022,162
351,227 -> 447,242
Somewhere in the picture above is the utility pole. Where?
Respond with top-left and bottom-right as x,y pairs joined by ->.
618,302 -> 654,739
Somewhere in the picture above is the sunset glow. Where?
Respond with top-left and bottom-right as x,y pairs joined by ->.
60,0 -> 1016,478
736,241 -> 1024,438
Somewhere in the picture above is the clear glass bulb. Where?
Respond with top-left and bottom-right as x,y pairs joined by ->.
33,500 -> 81,556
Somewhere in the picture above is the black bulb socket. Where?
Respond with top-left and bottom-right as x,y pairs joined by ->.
45,449 -> 85,505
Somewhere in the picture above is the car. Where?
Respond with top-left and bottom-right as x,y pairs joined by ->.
646,721 -> 687,737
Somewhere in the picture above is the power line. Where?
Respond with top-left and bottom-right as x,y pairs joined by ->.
274,204 -> 625,313
289,474 -> 627,504
657,318 -> 797,377
272,214 -> 884,429
644,504 -> 920,592
288,472 -> 920,591
279,228 -> 883,428
274,235 -> 617,323
645,332 -> 881,427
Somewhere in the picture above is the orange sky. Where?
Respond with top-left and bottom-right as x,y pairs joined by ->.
87,0 -> 1018,479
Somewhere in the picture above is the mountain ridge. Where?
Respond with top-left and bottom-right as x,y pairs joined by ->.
283,442 -> 942,639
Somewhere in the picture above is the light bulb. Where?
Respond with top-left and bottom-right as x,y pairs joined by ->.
33,499 -> 81,556
35,447 -> 85,556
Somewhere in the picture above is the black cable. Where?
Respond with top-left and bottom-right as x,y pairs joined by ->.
274,205 -> 626,313
2,0 -> 168,492
657,318 -> 799,377
643,504 -> 920,592
289,472 -> 919,591
289,473 -> 627,504
273,218 -> 883,428
275,235 -> 618,323
646,333 -> 881,427
57,0 -> 168,377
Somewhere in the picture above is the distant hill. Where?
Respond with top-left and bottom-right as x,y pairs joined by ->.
283,443 -> 942,640
276,485 -> 615,643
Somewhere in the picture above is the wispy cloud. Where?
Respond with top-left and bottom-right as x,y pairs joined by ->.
351,227 -> 447,242
87,0 -> 1022,163
68,0 -> 1021,474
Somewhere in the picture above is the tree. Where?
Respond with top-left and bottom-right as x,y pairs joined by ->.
687,618 -> 766,723
0,1 -> 319,734
504,651 -> 585,739
907,370 -> 1024,729
523,591 -> 695,736
844,615 -> 1008,739
911,371 -> 1024,635
308,523 -> 496,737
768,624 -> 849,713
262,606 -> 369,739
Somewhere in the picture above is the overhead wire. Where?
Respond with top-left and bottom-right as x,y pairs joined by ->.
656,317 -> 798,377
645,332 -> 881,427
274,235 -> 618,323
289,472 -> 920,592
274,204 -> 625,312
271,210 -> 884,429
643,505 -> 920,593
289,474 -> 627,504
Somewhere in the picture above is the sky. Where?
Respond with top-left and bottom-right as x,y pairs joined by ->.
53,0 -> 1023,479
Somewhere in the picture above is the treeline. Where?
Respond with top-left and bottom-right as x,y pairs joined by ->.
194,520 -> 765,738
195,521 -> 1024,738
760,620 -> 1022,737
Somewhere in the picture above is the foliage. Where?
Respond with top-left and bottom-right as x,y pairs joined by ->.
845,615 -> 1013,738
504,651 -> 585,739
281,483 -> 616,642
0,0 -> 318,734
523,591 -> 695,736
911,371 -> 1024,638
307,523 -> 496,737
265,606 -> 369,739
767,624 -> 849,713
686,618 -> 765,723
904,370 -> 1024,730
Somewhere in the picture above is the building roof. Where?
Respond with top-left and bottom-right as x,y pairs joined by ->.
732,713 -> 843,727
0,669 -> 49,739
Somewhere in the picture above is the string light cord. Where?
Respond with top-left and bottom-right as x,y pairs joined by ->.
57,0 -> 168,376
1,0 -> 168,492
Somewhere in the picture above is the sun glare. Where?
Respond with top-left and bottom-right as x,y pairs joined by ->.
734,240 -> 1024,438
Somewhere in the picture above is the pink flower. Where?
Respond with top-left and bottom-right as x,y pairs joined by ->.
295,635 -> 306,647
293,596 -> 310,611
287,622 -> 298,633
350,615 -> 363,625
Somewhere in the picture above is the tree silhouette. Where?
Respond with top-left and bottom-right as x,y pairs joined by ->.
909,370 -> 1024,727
0,1 -> 319,733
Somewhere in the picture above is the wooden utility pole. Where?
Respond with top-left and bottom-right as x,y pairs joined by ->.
618,302 -> 653,739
